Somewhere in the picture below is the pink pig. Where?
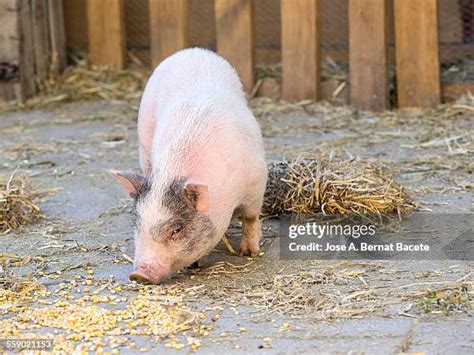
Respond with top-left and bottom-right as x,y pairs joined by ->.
112,48 -> 267,284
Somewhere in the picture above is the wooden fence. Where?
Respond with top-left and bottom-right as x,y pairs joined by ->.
0,0 -> 66,101
2,0 -> 473,109
78,0 -> 474,110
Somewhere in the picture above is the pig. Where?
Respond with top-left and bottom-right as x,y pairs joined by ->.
111,48 -> 267,284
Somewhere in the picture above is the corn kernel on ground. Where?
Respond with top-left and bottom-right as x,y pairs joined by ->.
0,275 -> 209,353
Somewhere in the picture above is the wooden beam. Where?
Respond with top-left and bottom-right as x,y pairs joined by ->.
215,0 -> 255,93
0,0 -> 22,101
86,0 -> 125,69
149,0 -> 188,67
63,0 -> 88,51
349,0 -> 388,111
32,0 -> 50,81
47,0 -> 67,74
281,0 -> 320,101
0,0 -> 36,102
19,0 -> 36,98
442,82 -> 474,103
394,0 -> 440,107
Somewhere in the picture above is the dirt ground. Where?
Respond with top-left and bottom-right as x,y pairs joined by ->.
0,97 -> 472,354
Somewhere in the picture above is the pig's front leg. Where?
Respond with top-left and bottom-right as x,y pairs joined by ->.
238,216 -> 262,257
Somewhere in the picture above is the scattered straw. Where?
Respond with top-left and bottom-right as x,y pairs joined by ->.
0,173 -> 43,233
408,283 -> 472,315
202,262 -> 390,320
263,155 -> 415,216
0,270 -> 45,314
1,59 -> 148,111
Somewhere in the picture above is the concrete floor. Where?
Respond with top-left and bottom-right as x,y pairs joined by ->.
0,99 -> 472,354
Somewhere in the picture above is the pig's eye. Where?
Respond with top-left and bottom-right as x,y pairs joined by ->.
171,224 -> 183,236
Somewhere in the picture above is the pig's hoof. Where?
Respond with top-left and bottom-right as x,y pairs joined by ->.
238,243 -> 260,257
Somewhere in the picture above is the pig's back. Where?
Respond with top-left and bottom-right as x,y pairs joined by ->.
148,47 -> 263,169
151,48 -> 246,115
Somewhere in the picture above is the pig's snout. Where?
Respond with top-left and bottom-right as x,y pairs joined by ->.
129,263 -> 171,284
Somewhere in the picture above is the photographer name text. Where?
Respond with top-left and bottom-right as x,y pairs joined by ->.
288,242 -> 430,252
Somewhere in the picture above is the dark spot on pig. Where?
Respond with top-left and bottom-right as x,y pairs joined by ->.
134,177 -> 152,202
132,176 -> 152,227
161,177 -> 216,253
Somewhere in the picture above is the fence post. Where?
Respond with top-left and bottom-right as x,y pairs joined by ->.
47,0 -> 67,74
281,0 -> 320,101
215,0 -> 255,93
86,0 -> 126,69
349,0 -> 389,111
149,0 -> 188,67
0,0 -> 35,102
394,0 -> 440,107
1,0 -> 66,102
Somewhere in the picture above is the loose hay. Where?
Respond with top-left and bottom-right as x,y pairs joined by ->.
203,262 -> 390,320
0,271 -> 44,313
0,58 -> 148,111
0,174 -> 43,233
410,284 -> 472,315
263,155 -> 415,216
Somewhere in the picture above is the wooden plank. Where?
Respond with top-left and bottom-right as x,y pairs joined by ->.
86,0 -> 125,69
0,0 -> 21,101
394,0 -> 440,107
47,0 -> 67,74
0,0 -> 20,67
442,82 -> 474,103
31,0 -> 51,81
20,0 -> 36,99
215,0 -> 255,93
0,0 -> 36,102
349,0 -> 388,111
440,44 -> 474,62
63,0 -> 88,51
149,0 -> 188,67
281,0 -> 320,101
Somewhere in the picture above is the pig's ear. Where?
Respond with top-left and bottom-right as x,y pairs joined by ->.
111,170 -> 146,199
184,182 -> 209,212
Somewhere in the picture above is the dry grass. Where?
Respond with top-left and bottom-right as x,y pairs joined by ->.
255,57 -> 348,83
410,283 -> 472,315
264,155 -> 415,217
200,261 -> 391,320
0,173 -> 43,233
0,58 -> 148,111
0,270 -> 45,314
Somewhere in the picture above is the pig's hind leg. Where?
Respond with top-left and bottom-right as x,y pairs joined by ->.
239,214 -> 262,257
238,175 -> 266,257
